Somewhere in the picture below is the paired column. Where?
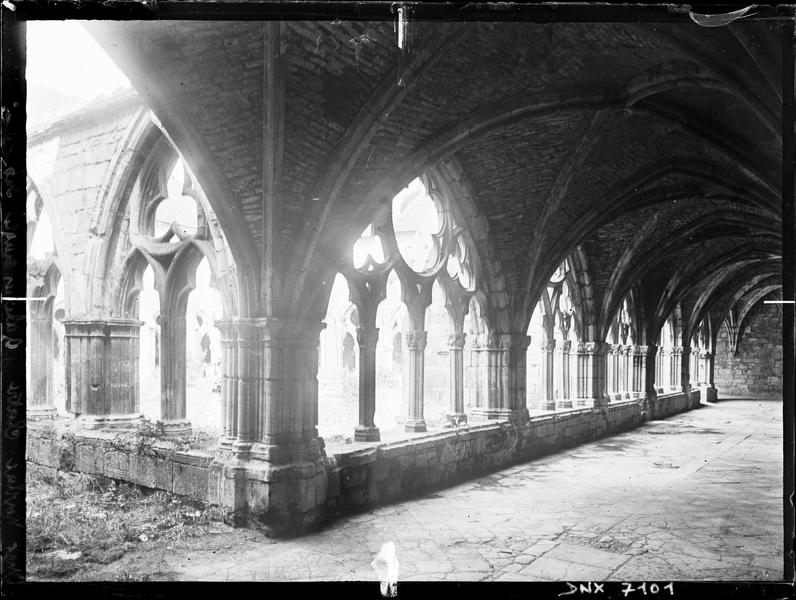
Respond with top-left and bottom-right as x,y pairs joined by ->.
28,312 -> 57,419
678,346 -> 690,393
403,330 -> 428,432
645,345 -> 659,401
447,333 -> 467,424
574,341 -> 610,407
216,319 -> 239,444
632,345 -> 648,398
671,346 -> 688,391
542,339 -> 556,410
557,340 -> 573,409
354,326 -> 380,441
623,346 -> 633,398
63,318 -> 143,428
158,312 -> 192,436
608,344 -> 621,400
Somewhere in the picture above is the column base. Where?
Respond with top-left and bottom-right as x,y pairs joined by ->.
248,437 -> 324,464
159,419 -> 193,438
404,419 -> 427,433
577,396 -> 610,408
539,401 -> 557,411
77,413 -> 143,430
354,425 -> 381,442
706,386 -> 718,403
445,412 -> 468,427
555,400 -> 573,410
207,451 -> 329,536
27,405 -> 57,420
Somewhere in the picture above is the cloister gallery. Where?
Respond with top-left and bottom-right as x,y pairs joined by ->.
17,8 -> 789,560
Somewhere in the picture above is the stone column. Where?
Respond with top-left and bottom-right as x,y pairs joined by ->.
671,346 -> 683,391
28,312 -> 57,419
355,326 -> 380,441
705,351 -> 718,402
216,319 -> 238,444
659,347 -> 669,392
610,344 -> 623,401
644,344 -> 659,417
633,345 -> 648,399
403,330 -> 428,432
471,333 -> 531,421
63,318 -> 143,429
158,312 -> 192,437
699,351 -> 710,386
447,332 -> 467,424
557,340 -> 573,409
575,341 -> 610,408
255,318 -> 325,464
469,333 -> 494,413
542,339 -> 556,410
623,346 -> 632,399
689,347 -> 699,387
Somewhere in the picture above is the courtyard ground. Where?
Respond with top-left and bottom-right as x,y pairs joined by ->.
26,398 -> 782,582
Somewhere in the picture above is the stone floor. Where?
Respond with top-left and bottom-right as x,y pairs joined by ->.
119,398 -> 784,582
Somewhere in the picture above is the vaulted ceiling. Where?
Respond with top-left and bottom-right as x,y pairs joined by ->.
85,15 -> 786,335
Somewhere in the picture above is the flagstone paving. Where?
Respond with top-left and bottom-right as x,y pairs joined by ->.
96,398 -> 784,582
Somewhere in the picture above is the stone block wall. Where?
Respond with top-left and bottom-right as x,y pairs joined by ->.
27,391 -> 700,535
714,303 -> 783,398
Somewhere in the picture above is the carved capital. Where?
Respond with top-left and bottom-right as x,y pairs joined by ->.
259,317 -> 326,344
577,341 -> 609,356
405,330 -> 428,350
500,333 -> 531,351
448,333 -> 467,349
473,332 -> 500,350
561,340 -> 572,353
542,339 -> 557,353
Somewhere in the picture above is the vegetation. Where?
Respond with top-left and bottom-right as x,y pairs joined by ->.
27,468 -> 227,581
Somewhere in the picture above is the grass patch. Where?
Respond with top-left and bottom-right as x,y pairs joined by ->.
26,469 -> 228,581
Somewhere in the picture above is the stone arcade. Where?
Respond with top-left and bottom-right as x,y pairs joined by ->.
24,13 -> 787,539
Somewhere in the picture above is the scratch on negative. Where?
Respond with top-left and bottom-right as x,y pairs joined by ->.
688,6 -> 756,28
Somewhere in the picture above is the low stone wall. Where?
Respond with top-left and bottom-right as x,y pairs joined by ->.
26,424 -> 213,502
26,391 -> 701,534
649,390 -> 701,420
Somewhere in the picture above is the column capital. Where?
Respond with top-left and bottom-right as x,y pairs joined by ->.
699,350 -> 713,359
356,326 -> 379,349
577,341 -> 610,355
63,318 -> 143,336
542,339 -> 557,352
634,344 -> 649,355
561,340 -> 572,353
405,330 -> 428,350
247,317 -> 327,343
448,332 -> 467,349
499,333 -> 531,351
473,332 -> 500,350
